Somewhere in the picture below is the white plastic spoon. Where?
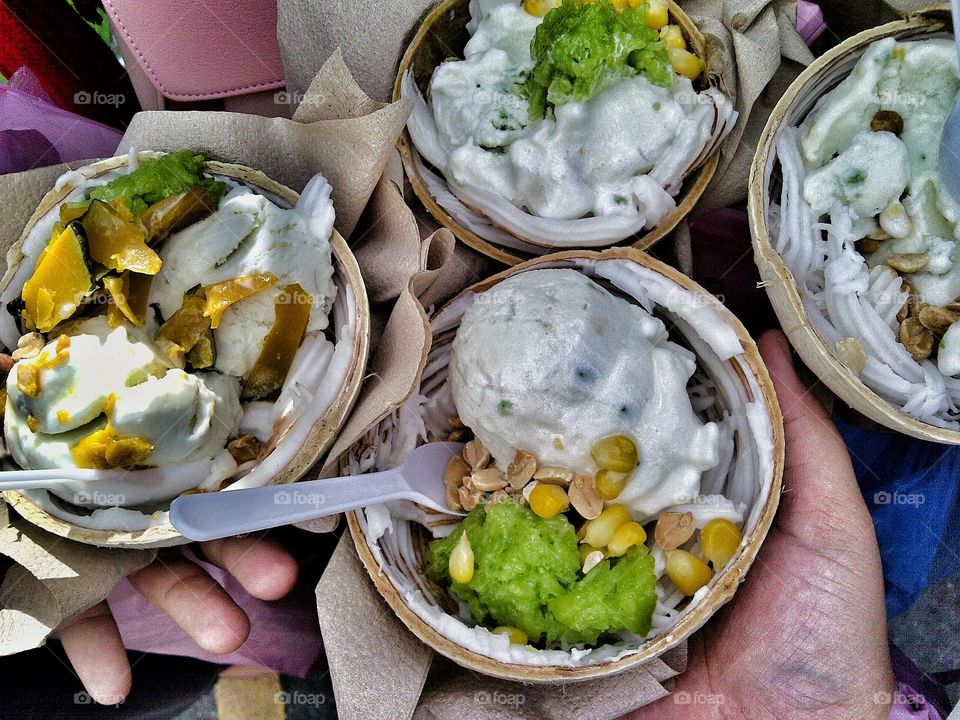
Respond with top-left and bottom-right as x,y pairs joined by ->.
0,467 -> 131,489
938,0 -> 960,199
169,442 -> 466,541
0,455 -> 212,490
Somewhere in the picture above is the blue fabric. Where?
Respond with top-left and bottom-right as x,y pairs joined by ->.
836,416 -> 960,618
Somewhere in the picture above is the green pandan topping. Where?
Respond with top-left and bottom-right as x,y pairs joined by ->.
89,150 -> 227,215
427,499 -> 657,646
525,0 -> 674,119
546,544 -> 657,644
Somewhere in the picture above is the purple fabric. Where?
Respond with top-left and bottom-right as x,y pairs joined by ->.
796,0 -> 827,45
889,643 -> 953,718
888,684 -> 944,720
0,66 -> 122,174
106,547 -> 323,677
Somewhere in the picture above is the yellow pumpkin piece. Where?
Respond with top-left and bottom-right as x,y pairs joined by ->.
202,272 -> 278,329
185,328 -> 216,369
242,284 -> 312,400
59,201 -> 90,225
110,197 -> 136,222
81,200 -> 161,275
106,299 -> 124,328
140,189 -> 216,243
21,223 -> 94,332
127,272 -> 154,321
155,286 -> 211,360
71,424 -> 153,469
103,274 -> 144,327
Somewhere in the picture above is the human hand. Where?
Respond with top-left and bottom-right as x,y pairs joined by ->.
58,536 -> 298,705
628,330 -> 895,720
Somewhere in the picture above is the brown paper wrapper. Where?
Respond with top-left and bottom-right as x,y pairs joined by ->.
316,535 -> 433,718
417,646 -> 686,720
0,515 -> 154,654
678,0 -> 815,213
0,51 -> 415,656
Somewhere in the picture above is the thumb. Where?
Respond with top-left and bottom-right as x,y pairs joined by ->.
757,330 -> 873,543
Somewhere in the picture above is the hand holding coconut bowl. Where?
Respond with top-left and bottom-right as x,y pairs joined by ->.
345,252 -> 786,684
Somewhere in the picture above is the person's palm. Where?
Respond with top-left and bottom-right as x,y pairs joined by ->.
629,331 -> 895,720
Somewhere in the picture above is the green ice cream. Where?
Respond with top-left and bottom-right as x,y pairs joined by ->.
427,500 -> 657,646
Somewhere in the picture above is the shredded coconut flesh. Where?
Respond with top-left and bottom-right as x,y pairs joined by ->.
772,38 -> 960,427
403,0 -> 736,249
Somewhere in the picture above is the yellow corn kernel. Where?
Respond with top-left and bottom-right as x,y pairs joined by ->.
607,521 -> 647,557
665,549 -> 713,596
659,24 -> 686,50
492,626 -> 528,645
668,47 -> 703,80
645,0 -> 668,29
449,532 -> 475,584
581,503 -> 631,548
529,483 -> 570,519
594,469 -> 628,500
591,435 -> 638,473
523,0 -> 560,16
701,518 -> 743,568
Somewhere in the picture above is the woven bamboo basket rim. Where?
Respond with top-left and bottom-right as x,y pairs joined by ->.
747,4 -> 960,443
394,0 -> 727,265
3,153 -> 371,547
347,247 -> 784,683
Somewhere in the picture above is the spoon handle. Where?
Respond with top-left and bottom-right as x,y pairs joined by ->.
170,468 -> 416,541
0,467 -> 122,490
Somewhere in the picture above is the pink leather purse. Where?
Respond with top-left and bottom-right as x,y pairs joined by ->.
101,0 -> 286,113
